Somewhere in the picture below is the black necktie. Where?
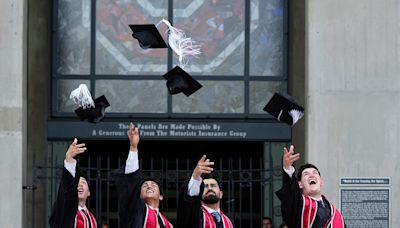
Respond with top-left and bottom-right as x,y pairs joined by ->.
317,200 -> 325,208
82,209 -> 92,228
211,212 -> 223,228
317,201 -> 330,226
157,212 -> 165,228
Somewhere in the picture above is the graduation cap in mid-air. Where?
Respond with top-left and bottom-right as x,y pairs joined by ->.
74,95 -> 110,124
69,84 -> 110,124
128,24 -> 167,49
162,66 -> 202,96
263,92 -> 304,126
129,19 -> 201,68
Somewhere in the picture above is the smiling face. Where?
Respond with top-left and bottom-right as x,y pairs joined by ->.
202,178 -> 223,205
298,167 -> 323,198
77,177 -> 90,201
140,180 -> 163,202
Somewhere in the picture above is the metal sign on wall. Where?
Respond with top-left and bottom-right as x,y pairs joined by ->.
339,177 -> 391,228
48,121 -> 291,140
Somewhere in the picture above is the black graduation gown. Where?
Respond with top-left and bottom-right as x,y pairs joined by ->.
48,167 -> 81,228
275,170 -> 345,228
177,179 -> 203,228
176,179 -> 235,228
114,167 -> 148,228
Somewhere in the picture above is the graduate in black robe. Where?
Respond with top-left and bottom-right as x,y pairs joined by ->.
177,155 -> 234,228
114,123 -> 173,228
275,145 -> 346,228
49,138 -> 97,228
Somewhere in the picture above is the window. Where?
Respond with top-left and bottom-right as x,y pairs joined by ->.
52,0 -> 287,118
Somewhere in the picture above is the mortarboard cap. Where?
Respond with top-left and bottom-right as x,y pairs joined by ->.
75,95 -> 110,124
263,92 -> 304,126
162,66 -> 202,96
129,24 -> 167,49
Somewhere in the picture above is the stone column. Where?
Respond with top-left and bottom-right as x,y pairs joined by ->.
306,0 -> 400,225
0,0 -> 26,227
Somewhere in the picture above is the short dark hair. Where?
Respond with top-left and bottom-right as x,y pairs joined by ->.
202,173 -> 222,190
297,163 -> 320,181
263,216 -> 272,222
141,177 -> 163,196
77,169 -> 89,186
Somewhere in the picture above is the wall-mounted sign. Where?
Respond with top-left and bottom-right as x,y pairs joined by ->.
340,177 -> 391,186
48,121 -> 291,140
340,177 -> 390,228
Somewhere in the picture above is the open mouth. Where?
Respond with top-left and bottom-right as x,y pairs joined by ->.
78,188 -> 84,193
309,180 -> 316,185
146,189 -> 154,194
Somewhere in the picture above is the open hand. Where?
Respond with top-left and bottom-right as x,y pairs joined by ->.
283,145 -> 300,170
65,138 -> 87,162
192,155 -> 214,180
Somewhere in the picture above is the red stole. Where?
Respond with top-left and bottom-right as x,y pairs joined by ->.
301,195 -> 345,228
144,205 -> 172,228
75,209 -> 97,228
201,206 -> 234,228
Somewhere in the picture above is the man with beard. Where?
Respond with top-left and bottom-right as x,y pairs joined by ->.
114,123 -> 173,228
177,155 -> 234,228
276,145 -> 346,228
49,138 -> 97,228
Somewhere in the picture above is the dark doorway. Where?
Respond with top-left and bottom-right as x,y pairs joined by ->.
52,139 -> 270,227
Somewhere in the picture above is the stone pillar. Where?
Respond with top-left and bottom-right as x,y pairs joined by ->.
306,0 -> 400,225
0,0 -> 26,227
289,0 -> 306,166
25,0 -> 51,227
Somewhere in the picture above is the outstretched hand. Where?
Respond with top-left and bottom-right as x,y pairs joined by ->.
283,145 -> 300,170
65,138 -> 87,162
192,155 -> 214,180
128,122 -> 140,151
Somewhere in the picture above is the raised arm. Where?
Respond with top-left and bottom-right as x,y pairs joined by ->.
177,155 -> 214,228
64,138 -> 87,176
66,138 -> 87,161
283,145 -> 300,172
276,145 -> 302,227
49,138 -> 87,228
125,123 -> 140,174
129,122 -> 140,151
193,155 -> 214,178
189,155 -> 214,196
115,122 -> 146,228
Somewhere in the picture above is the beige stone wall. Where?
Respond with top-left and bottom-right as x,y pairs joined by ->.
305,0 -> 400,226
0,0 -> 26,227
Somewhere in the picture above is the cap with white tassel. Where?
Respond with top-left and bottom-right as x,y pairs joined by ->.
69,84 -> 95,109
263,92 -> 304,126
158,19 -> 201,68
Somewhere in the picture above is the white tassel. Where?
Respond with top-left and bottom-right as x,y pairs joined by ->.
289,109 -> 304,126
159,19 -> 201,68
69,84 -> 95,109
